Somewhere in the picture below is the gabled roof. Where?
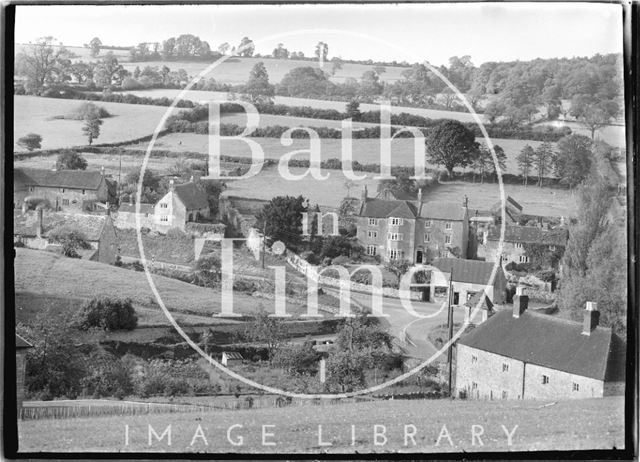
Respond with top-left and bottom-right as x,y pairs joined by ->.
14,210 -> 109,241
173,182 -> 209,210
15,168 -> 105,190
458,310 -> 626,381
418,201 -> 467,221
487,225 -> 568,247
359,198 -> 417,219
16,334 -> 33,349
432,258 -> 506,287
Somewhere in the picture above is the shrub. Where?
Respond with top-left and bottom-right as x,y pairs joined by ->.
74,297 -> 138,331
66,102 -> 111,120
47,224 -> 91,257
331,255 -> 350,266
17,133 -> 42,151
300,250 -> 319,265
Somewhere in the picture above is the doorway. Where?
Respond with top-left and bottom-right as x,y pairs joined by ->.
416,250 -> 423,264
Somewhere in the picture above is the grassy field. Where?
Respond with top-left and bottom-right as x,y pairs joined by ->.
17,396 -> 624,453
14,248 -> 314,318
13,96 -> 176,151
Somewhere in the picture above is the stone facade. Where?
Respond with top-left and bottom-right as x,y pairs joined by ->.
154,182 -> 210,232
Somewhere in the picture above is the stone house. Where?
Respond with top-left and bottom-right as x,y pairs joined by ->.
14,167 -> 116,212
16,334 -> 32,417
114,202 -> 156,230
431,257 -> 508,305
154,180 -> 210,232
356,187 -> 469,263
455,290 -> 626,400
480,225 -> 568,268
13,208 -> 118,264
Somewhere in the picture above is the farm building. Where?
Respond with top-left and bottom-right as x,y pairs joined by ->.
430,257 -> 508,305
13,208 -> 118,264
154,180 -> 210,232
455,290 -> 626,400
479,225 -> 568,269
221,352 -> 243,366
356,186 -> 469,263
16,334 -> 32,417
14,167 -> 116,213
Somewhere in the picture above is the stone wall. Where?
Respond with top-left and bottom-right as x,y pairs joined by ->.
523,363 -> 604,399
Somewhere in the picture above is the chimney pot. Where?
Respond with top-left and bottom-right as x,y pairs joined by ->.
513,287 -> 528,318
417,188 -> 423,203
169,179 -> 175,191
582,301 -> 600,335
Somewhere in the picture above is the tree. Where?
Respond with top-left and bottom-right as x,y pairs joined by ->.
17,133 -> 42,151
89,37 -> 102,57
272,43 -> 289,59
377,174 -> 416,199
345,100 -> 361,120
238,37 -> 255,57
570,95 -> 619,140
385,259 -> 411,288
426,120 -> 478,177
47,225 -> 91,258
532,142 -> 555,187
69,61 -> 94,84
16,36 -> 74,94
93,52 -> 125,89
82,115 -> 102,145
554,134 -> 593,189
486,144 -> 507,181
218,42 -> 230,55
255,195 -> 308,249
272,341 -> 321,375
244,310 -> 286,363
314,42 -> 329,62
74,297 -> 138,331
330,57 -> 344,76
516,144 -> 534,187
193,253 -> 221,288
244,62 -> 274,104
55,150 -> 87,170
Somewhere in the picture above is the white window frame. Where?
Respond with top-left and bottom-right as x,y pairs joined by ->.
518,255 -> 529,263
542,375 -> 549,385
515,242 -> 524,249
445,235 -> 452,244
366,245 -> 377,256
389,217 -> 403,226
425,220 -> 432,228
572,382 -> 579,392
387,233 -> 403,241
367,230 -> 378,238
424,233 -> 431,243
445,222 -> 452,230
368,218 -> 378,226
388,249 -> 403,260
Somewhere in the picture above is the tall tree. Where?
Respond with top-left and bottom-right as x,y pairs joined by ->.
16,36 -> 73,94
218,42 -> 230,55
426,120 -> 478,177
314,41 -> 329,62
554,134 -> 593,189
89,37 -> 102,57
532,142 -> 555,187
516,144 -> 534,187
238,37 -> 255,57
82,115 -> 102,145
244,61 -> 275,104
255,195 -> 308,249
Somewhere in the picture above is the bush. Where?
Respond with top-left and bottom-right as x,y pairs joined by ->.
331,255 -> 350,266
66,102 -> 111,120
74,297 -> 138,331
17,133 -> 42,151
300,250 -> 319,265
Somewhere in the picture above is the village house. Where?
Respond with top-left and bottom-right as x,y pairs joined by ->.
16,334 -> 32,417
430,257 -> 508,305
113,201 -> 156,230
14,208 -> 118,264
455,289 -> 626,400
14,167 -> 116,213
154,180 -> 210,232
479,225 -> 568,268
356,187 -> 469,263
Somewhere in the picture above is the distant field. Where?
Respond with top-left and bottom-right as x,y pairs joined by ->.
14,248 -> 312,317
13,96 -> 176,150
18,396 -> 624,452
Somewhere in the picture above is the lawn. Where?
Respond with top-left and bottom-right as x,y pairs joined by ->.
13,96 -> 177,151
14,248 -> 315,318
17,396 -> 625,453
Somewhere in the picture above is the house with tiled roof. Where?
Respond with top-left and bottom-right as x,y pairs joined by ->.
14,167 -> 116,213
154,179 -> 211,232
356,186 -> 469,263
13,208 -> 118,264
431,257 -> 507,305
455,289 -> 626,400
480,225 -> 568,269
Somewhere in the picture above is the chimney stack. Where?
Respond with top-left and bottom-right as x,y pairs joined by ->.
361,185 -> 368,203
512,286 -> 528,318
36,207 -> 44,239
417,188 -> 423,203
169,179 -> 175,192
101,166 -> 105,176
582,301 -> 600,335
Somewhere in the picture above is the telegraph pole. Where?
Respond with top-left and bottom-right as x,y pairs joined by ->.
261,221 -> 267,269
447,269 -> 454,398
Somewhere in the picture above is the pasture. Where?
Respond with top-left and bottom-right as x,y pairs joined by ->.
13,96 -> 176,151
18,396 -> 624,452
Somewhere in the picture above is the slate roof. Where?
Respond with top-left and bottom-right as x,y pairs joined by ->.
15,168 -> 105,190
359,198 -> 417,219
174,182 -> 209,210
13,210 -> 108,241
418,201 -> 467,221
118,203 -> 155,214
16,334 -> 33,349
487,225 -> 568,247
432,258 -> 506,287
458,310 -> 626,381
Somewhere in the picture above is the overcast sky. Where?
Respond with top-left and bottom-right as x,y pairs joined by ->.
14,3 -> 623,66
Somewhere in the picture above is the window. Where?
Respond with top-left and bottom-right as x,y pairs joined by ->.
368,218 -> 378,226
366,245 -> 377,256
61,188 -> 66,193
29,187 -> 33,192
502,390 -> 508,399
367,230 -> 378,238
542,375 -> 549,385
445,222 -> 452,230
572,382 -> 579,392
471,355 -> 478,364
424,233 -> 431,243
389,249 -> 403,260
62,199 -> 69,206
445,235 -> 452,244
160,203 -> 168,209
518,255 -> 529,263
471,382 -> 478,390
389,217 -> 403,226
160,216 -> 168,222
425,220 -> 432,228
515,243 -> 523,249
502,363 -> 509,372
387,233 -> 403,241
82,189 -> 86,195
